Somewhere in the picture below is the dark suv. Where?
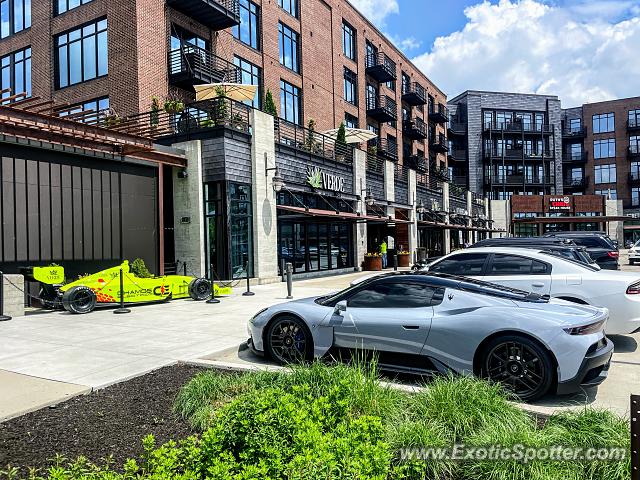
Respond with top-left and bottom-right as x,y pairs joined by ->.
542,232 -> 619,270
469,237 -> 597,267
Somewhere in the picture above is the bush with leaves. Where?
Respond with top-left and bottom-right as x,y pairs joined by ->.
130,258 -> 153,278
263,89 -> 278,117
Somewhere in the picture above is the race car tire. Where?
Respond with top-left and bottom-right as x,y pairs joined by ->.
189,278 -> 212,301
62,286 -> 97,314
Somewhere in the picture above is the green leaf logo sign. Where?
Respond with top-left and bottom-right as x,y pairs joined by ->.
307,166 -> 322,189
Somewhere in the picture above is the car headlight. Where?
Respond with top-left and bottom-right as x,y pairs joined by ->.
250,308 -> 268,323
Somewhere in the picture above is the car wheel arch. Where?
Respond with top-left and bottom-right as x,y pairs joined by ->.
262,312 -> 315,357
472,330 -> 559,381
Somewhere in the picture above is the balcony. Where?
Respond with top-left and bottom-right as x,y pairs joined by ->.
448,149 -> 466,162
484,121 -> 553,135
485,174 -> 555,186
448,122 -> 467,135
563,177 -> 588,189
366,95 -> 397,123
562,126 -> 587,138
168,45 -> 240,89
630,144 -> 640,158
630,172 -> 640,186
365,52 -> 397,83
402,117 -> 427,140
429,103 -> 449,124
562,152 -> 588,163
167,0 -> 240,30
430,133 -> 448,153
628,119 -> 640,132
484,147 -> 553,160
431,163 -> 450,181
401,82 -> 427,106
451,175 -> 468,187
405,154 -> 427,173
369,137 -> 398,162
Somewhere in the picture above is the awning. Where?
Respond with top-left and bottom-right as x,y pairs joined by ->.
195,83 -> 257,103
321,127 -> 377,144
277,205 -> 412,223
513,215 -> 628,224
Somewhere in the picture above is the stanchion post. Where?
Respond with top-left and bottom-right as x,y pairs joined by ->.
242,254 -> 255,296
286,262 -> 293,299
281,258 -> 286,282
393,254 -> 398,271
206,269 -> 220,305
114,268 -> 131,314
183,262 -> 187,276
0,271 -> 12,322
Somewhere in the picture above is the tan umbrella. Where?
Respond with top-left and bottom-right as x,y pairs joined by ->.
321,127 -> 377,144
194,83 -> 258,103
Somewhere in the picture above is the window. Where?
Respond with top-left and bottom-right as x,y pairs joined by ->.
278,22 -> 299,73
487,254 -> 549,276
56,0 -> 92,15
280,80 -> 301,125
429,253 -> 488,276
631,135 -> 640,155
568,118 -> 582,132
633,188 -> 640,207
365,40 -> 377,67
278,0 -> 297,17
342,21 -> 356,61
365,83 -> 377,105
348,280 -> 437,308
56,19 -> 108,89
233,0 -> 259,50
385,79 -> 395,91
0,0 -> 30,38
593,113 -> 615,134
345,112 -> 358,128
1,46 -> 31,103
58,96 -> 109,122
401,72 -> 410,94
594,164 -> 616,184
569,143 -> 583,160
595,189 -> 617,199
594,139 -> 616,159
234,56 -> 261,108
343,67 -> 357,106
629,109 -> 640,128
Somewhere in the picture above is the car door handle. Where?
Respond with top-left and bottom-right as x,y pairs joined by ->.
532,282 -> 545,288
402,325 -> 420,330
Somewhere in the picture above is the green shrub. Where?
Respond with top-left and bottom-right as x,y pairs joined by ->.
130,258 -> 153,278
263,89 -> 277,117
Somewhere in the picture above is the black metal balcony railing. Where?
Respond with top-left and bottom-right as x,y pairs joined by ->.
430,133 -> 448,153
401,82 -> 427,106
99,97 -> 251,140
484,121 -> 553,134
405,154 -> 427,173
562,152 -> 588,162
169,44 -> 240,89
365,52 -> 397,83
448,122 -> 467,135
366,95 -> 397,123
484,147 -> 553,160
451,175 -> 468,187
628,119 -> 640,131
448,149 -> 466,162
485,174 -> 555,186
428,103 -> 449,124
167,0 -> 240,30
563,177 -> 588,188
402,117 -> 427,140
371,137 -> 398,162
562,126 -> 587,138
630,144 -> 640,157
430,163 -> 450,181
275,119 -> 354,164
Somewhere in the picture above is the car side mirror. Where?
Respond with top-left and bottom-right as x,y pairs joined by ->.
334,300 -> 347,316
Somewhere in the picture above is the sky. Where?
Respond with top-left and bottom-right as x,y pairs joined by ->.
349,0 -> 640,107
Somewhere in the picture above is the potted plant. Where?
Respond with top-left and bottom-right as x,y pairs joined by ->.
164,100 -> 184,114
214,86 -> 228,126
150,97 -> 160,127
335,121 -> 347,162
304,118 -> 319,153
231,113 -> 244,131
363,252 -> 382,271
396,250 -> 411,267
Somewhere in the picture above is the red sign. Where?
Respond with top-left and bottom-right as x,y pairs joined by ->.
549,196 -> 571,211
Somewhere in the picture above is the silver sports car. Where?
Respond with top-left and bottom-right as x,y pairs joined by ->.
247,272 -> 613,401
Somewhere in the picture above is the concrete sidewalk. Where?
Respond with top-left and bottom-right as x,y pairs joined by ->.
0,270 -> 372,420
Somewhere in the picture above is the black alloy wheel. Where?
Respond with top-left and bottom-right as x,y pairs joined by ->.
265,316 -> 312,364
482,335 -> 553,402
188,278 -> 212,300
61,286 -> 98,314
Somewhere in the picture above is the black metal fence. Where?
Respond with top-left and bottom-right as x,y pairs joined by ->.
275,119 -> 354,164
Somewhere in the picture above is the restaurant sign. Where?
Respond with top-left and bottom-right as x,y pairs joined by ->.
307,166 -> 345,192
549,196 -> 571,211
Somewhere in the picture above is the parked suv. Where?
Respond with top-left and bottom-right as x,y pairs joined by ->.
542,232 -> 619,270
469,237 -> 597,267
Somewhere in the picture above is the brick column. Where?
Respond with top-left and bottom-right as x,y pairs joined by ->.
408,169 -> 418,258
250,110 -> 279,282
442,182 -> 451,254
353,148 -> 367,271
171,140 -> 206,277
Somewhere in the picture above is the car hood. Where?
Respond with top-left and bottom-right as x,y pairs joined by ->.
512,298 -> 608,327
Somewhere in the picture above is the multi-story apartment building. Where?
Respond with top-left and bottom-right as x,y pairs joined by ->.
447,91 -> 563,199
0,0 -> 449,172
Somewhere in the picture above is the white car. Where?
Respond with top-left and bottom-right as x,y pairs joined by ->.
422,247 -> 640,335
629,240 -> 640,265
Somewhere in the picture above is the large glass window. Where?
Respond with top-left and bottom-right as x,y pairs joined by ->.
633,187 -> 640,207
1,46 -> 31,103
56,0 -> 92,15
278,22 -> 299,73
0,0 -> 30,38
568,118 -> 582,132
631,135 -> 640,155
569,143 -> 583,159
593,113 -> 615,134
595,188 -> 617,199
594,164 -> 616,184
594,138 -> 616,159
280,80 -> 301,125
56,19 -> 108,89
278,0 -> 297,17
344,112 -> 358,128
233,56 -> 261,108
342,21 -> 356,61
629,109 -> 640,128
58,96 -> 109,123
229,183 -> 253,278
233,0 -> 259,50
343,67 -> 357,106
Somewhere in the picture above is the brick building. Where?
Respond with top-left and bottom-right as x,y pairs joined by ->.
0,0 -> 449,173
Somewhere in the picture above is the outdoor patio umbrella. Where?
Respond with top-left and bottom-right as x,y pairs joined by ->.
321,127 -> 377,144
194,83 -> 258,103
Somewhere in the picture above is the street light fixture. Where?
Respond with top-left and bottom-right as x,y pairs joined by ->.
265,153 -> 285,192
417,200 -> 427,215
360,188 -> 375,207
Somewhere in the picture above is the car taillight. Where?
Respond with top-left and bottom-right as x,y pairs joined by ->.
564,319 -> 605,335
627,281 -> 640,294
607,251 -> 619,258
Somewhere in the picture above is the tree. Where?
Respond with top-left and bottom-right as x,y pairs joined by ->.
263,89 -> 278,116
336,121 -> 347,145
305,119 -> 317,153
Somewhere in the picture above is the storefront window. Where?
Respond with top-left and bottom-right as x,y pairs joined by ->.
229,183 -> 253,277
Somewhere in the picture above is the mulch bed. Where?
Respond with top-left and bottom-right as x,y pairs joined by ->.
0,363 -> 206,476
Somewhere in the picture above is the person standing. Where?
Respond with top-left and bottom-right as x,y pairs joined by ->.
380,239 -> 388,269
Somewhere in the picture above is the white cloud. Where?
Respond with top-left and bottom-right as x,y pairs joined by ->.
348,0 -> 399,27
412,0 -> 640,106
398,36 -> 422,51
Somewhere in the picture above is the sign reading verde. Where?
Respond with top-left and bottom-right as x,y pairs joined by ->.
306,166 -> 345,192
